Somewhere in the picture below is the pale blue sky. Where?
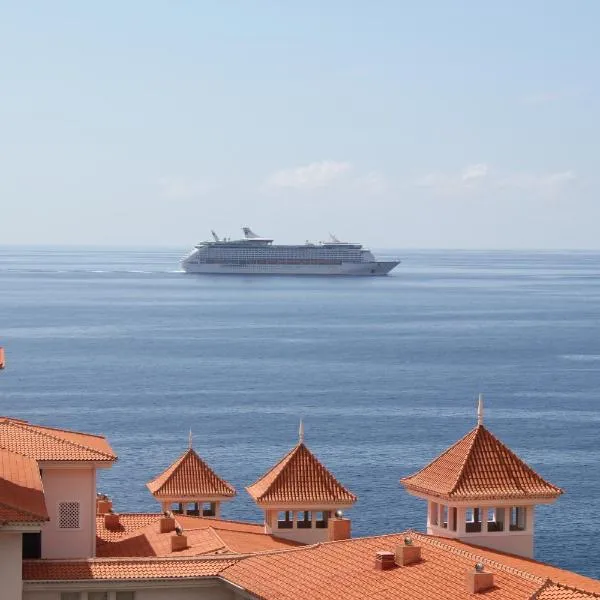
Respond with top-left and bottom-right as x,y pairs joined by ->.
1,1 -> 598,248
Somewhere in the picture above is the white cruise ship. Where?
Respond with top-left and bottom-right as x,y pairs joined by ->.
181,228 -> 400,276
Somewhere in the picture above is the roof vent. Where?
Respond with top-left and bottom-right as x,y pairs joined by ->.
375,551 -> 396,571
395,539 -> 421,566
171,532 -> 188,552
467,564 -> 494,593
160,515 -> 176,533
104,512 -> 120,529
96,495 -> 113,515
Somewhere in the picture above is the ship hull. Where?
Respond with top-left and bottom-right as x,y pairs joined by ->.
181,261 -> 399,276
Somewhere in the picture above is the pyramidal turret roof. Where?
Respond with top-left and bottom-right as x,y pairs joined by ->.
246,442 -> 356,505
147,448 -> 235,499
401,424 -> 563,501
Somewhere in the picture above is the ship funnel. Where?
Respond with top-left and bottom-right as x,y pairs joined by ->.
243,227 -> 261,239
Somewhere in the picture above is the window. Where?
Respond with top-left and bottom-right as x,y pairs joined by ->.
277,511 -> 293,529
22,532 -> 41,559
465,507 -> 482,533
88,593 -> 108,600
316,511 -> 330,529
58,502 -> 80,529
202,502 -> 216,517
487,507 -> 505,532
297,510 -> 312,529
510,506 -> 527,531
441,505 -> 448,528
116,592 -> 136,600
60,593 -> 80,600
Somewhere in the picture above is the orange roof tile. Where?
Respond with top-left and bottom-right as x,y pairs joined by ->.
401,425 -> 563,501
429,536 -> 600,594
146,448 -> 235,499
23,557 -> 237,581
0,417 -> 116,463
246,442 -> 356,506
0,447 -> 48,523
221,531 -> 600,600
95,513 -> 299,558
536,582 -> 600,599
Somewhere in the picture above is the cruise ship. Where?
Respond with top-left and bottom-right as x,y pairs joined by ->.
181,228 -> 400,275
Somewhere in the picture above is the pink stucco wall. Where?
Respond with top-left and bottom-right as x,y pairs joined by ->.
40,467 -> 96,559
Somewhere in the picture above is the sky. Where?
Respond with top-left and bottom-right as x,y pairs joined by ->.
1,1 -> 599,249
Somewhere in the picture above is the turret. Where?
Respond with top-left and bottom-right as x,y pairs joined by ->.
400,395 -> 563,558
146,437 -> 235,518
246,422 -> 356,544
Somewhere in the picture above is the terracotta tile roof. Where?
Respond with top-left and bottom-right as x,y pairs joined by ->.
23,557 -> 237,581
95,513 -> 299,558
96,513 -> 163,543
246,442 -> 357,505
400,425 -> 563,501
536,582 -> 600,599
0,417 -> 116,463
0,447 -> 48,523
431,537 -> 600,594
221,531 -> 600,600
146,448 -> 235,499
210,528 -> 301,554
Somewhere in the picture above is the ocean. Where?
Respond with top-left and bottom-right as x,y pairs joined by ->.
1,247 -> 599,578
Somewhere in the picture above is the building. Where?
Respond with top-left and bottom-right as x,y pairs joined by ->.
1,405 -> 599,600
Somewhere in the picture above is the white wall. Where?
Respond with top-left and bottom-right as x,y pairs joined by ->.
0,531 -> 23,600
41,467 -> 96,559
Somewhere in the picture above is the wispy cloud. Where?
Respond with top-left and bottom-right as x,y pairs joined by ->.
417,164 -> 576,197
416,163 -> 490,194
461,163 -> 489,183
264,160 -> 352,190
158,176 -> 215,200
498,170 -> 576,193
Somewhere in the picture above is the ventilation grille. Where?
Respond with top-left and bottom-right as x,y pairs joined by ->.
58,502 -> 80,529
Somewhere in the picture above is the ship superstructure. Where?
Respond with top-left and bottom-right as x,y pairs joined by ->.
181,228 -> 400,275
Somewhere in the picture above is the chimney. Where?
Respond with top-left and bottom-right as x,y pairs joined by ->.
395,537 -> 422,566
104,512 -> 120,529
160,515 -> 176,533
375,551 -> 396,571
328,517 -> 351,541
96,495 -> 113,515
466,564 -> 494,593
171,533 -> 188,552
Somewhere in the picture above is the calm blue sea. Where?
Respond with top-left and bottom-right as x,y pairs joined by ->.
1,247 -> 599,577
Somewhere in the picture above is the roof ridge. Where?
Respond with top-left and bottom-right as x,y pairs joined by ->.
9,420 -> 115,461
206,527 -> 232,553
247,443 -> 300,499
401,427 -> 478,486
480,426 -> 563,495
153,449 -> 189,494
536,581 -> 600,598
449,425 -> 481,495
28,422 -> 110,441
411,532 -> 547,584
0,500 -> 49,522
530,578 -> 557,600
